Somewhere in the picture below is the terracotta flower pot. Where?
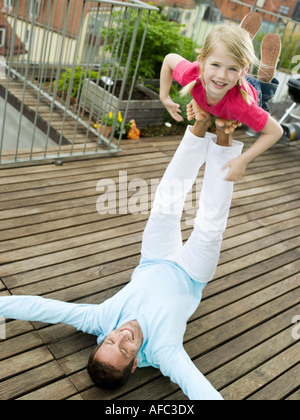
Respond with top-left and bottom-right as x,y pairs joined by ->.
99,125 -> 112,138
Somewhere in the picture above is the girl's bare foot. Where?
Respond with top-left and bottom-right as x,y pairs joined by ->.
187,100 -> 212,123
215,118 -> 242,135
187,100 -> 213,137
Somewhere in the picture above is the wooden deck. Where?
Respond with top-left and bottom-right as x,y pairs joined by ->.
0,129 -> 299,400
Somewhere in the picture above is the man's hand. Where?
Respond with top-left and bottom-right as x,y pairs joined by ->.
161,96 -> 184,122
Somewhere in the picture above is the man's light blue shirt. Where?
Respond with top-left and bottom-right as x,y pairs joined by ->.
0,258 -> 223,400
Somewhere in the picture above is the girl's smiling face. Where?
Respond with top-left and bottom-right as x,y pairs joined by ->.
201,45 -> 244,106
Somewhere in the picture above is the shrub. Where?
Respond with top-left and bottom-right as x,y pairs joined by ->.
56,66 -> 99,98
106,9 -> 196,81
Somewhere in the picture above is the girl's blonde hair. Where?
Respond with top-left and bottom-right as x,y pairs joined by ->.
180,24 -> 259,105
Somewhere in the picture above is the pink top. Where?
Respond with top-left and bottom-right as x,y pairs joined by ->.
173,60 -> 269,132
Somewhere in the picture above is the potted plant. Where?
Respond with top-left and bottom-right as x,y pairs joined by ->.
94,111 -> 120,137
94,111 -> 140,139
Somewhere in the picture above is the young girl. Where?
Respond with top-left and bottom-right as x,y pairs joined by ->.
160,23 -> 283,182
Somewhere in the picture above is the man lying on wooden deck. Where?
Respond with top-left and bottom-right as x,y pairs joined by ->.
0,113 -> 243,400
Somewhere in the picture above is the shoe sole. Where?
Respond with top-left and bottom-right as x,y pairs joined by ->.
259,33 -> 281,83
240,12 -> 262,39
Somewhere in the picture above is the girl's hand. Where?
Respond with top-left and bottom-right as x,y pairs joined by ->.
161,96 -> 184,122
222,155 -> 247,182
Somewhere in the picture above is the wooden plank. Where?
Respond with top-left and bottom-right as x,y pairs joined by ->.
0,153 -> 168,187
165,306 -> 300,400
223,344 -> 300,400
214,237 -> 300,280
0,203 -> 300,277
185,288 -> 300,360
0,193 -> 299,258
0,167 -> 298,224
0,361 -> 66,400
286,389 -> 300,400
197,260 -> 300,320
0,157 -> 169,193
2,165 -> 299,211
0,332 -> 44,361
207,328 -> 295,391
0,220 -> 147,264
17,378 -> 79,400
0,181 -> 296,248
2,243 -> 141,288
0,230 -> 143,277
0,130 -> 300,400
47,333 -> 96,360
3,319 -> 34,340
0,347 -> 54,381
195,305 -> 300,381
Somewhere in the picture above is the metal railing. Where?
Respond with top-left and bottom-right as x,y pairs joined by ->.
0,0 -> 158,165
1,0 -> 299,165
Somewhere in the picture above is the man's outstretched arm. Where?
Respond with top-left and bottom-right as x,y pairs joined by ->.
0,295 -> 103,337
158,347 -> 223,400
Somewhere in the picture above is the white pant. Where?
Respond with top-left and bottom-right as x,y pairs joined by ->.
141,126 -> 244,283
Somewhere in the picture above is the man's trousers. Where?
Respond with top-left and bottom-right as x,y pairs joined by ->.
141,126 -> 244,283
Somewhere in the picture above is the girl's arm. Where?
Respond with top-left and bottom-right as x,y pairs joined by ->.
223,115 -> 283,182
160,54 -> 185,122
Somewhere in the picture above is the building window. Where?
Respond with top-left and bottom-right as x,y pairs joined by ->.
0,29 -> 6,48
29,0 -> 40,18
4,0 -> 14,10
279,5 -> 290,15
25,29 -> 34,48
292,0 -> 300,21
168,8 -> 182,23
256,0 -> 265,7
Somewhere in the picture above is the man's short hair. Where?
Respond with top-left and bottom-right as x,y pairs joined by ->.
87,344 -> 135,390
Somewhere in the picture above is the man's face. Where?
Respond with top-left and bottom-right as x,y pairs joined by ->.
95,320 -> 143,372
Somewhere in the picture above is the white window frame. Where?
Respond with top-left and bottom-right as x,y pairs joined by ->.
0,29 -> 6,48
4,0 -> 14,11
25,28 -> 34,48
29,0 -> 41,18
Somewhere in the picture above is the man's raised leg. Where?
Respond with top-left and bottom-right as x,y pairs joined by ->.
141,115 -> 213,261
177,126 -> 244,282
